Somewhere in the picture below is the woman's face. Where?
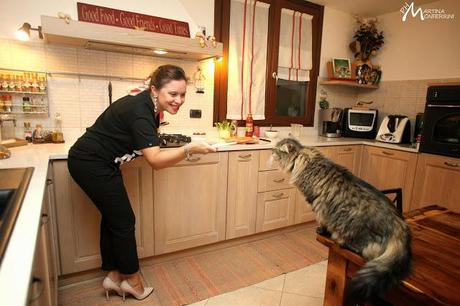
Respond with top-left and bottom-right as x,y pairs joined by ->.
151,79 -> 187,115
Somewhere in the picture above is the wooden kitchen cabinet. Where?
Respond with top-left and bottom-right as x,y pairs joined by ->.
154,152 -> 228,254
256,188 -> 297,232
256,150 -> 296,232
360,146 -> 417,212
411,153 -> 460,212
294,190 -> 316,224
226,151 -> 259,239
318,145 -> 362,177
52,158 -> 154,275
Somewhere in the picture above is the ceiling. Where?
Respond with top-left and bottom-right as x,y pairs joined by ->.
308,0 -> 438,17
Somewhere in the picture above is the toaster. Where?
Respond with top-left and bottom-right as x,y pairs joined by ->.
376,115 -> 411,144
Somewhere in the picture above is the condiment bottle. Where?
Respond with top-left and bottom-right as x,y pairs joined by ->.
245,113 -> 254,137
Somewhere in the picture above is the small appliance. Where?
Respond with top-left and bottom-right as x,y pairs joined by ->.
342,108 -> 378,139
318,108 -> 343,138
376,115 -> 411,144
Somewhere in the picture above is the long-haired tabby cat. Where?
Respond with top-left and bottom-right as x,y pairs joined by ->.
271,138 -> 411,302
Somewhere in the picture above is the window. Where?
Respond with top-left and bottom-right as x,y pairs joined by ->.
214,0 -> 324,126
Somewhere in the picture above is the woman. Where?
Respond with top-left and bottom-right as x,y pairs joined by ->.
67,65 -> 215,301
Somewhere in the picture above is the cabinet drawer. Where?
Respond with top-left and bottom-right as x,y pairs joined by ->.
256,188 -> 296,232
259,149 -> 279,171
175,152 -> 222,166
258,170 -> 292,192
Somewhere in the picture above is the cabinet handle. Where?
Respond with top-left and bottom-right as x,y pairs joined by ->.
341,148 -> 352,152
186,156 -> 201,162
41,213 -> 49,225
382,150 -> 394,156
272,72 -> 278,79
46,178 -> 53,185
445,161 -> 459,167
28,277 -> 44,303
238,153 -> 252,159
273,178 -> 285,183
272,192 -> 285,198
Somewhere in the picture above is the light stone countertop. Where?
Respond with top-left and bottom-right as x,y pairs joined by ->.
0,136 -> 418,306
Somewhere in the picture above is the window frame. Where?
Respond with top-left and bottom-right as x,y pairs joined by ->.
213,0 -> 324,126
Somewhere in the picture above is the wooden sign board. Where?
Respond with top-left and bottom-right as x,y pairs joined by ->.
77,2 -> 190,38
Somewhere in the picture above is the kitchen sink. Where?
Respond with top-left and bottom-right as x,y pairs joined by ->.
0,167 -> 34,264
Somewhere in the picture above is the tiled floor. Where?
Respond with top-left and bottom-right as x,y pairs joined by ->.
186,260 -> 327,306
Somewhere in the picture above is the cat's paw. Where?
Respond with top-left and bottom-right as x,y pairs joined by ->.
316,226 -> 331,237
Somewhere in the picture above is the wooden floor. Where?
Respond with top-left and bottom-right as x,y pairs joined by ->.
58,223 -> 328,306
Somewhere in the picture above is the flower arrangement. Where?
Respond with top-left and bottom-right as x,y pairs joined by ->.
349,17 -> 384,61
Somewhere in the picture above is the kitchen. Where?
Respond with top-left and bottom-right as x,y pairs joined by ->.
0,0 -> 459,305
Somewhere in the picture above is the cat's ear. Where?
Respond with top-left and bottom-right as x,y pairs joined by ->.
280,143 -> 294,153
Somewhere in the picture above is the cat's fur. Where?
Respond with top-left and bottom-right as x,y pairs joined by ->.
271,138 -> 411,301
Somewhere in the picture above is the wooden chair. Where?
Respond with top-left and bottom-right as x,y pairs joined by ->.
381,188 -> 403,214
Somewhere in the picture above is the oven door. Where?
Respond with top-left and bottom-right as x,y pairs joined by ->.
420,105 -> 460,158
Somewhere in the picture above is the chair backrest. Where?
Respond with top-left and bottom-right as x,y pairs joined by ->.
380,188 -> 403,215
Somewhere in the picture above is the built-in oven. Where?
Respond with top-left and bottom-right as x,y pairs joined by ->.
420,84 -> 460,158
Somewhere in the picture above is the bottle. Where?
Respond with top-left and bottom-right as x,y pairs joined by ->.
22,97 -> 32,112
52,112 -> 64,143
24,122 -> 32,142
38,76 -> 46,92
1,74 -> 9,91
245,113 -> 254,137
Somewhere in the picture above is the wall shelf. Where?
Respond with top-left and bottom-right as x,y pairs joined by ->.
319,80 -> 379,89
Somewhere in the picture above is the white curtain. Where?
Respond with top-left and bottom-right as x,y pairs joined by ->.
226,0 -> 269,120
278,9 -> 313,81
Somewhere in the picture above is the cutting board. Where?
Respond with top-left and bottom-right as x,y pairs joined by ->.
228,136 -> 259,144
2,138 -> 29,148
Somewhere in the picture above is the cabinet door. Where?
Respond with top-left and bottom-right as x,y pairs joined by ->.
294,190 -> 316,224
154,153 -> 228,254
29,219 -> 51,306
53,158 -> 154,275
227,151 -> 259,239
332,145 -> 362,176
256,188 -> 296,232
411,153 -> 460,212
360,146 -> 417,212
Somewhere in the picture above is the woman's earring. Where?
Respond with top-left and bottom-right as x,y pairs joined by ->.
153,96 -> 158,112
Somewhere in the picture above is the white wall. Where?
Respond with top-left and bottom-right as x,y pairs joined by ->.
0,0 -> 215,40
376,0 -> 460,80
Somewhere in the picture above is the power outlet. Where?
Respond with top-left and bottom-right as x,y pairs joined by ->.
190,109 -> 202,118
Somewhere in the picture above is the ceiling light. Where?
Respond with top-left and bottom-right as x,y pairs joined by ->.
15,23 -> 43,41
153,49 -> 168,55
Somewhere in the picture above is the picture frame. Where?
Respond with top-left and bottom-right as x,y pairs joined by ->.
332,58 -> 352,79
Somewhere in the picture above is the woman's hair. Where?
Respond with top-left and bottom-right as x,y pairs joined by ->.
149,65 -> 187,89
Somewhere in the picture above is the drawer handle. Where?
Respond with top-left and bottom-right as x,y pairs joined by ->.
29,277 -> 44,303
382,150 -> 394,156
41,213 -> 49,225
186,156 -> 201,162
445,161 -> 459,167
272,192 -> 285,198
238,153 -> 252,159
341,148 -> 352,152
273,178 -> 285,183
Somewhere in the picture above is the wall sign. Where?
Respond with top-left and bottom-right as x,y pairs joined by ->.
77,2 -> 190,38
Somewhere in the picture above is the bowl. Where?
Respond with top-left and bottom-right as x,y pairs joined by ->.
264,130 -> 279,138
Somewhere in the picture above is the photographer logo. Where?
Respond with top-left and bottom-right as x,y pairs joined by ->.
400,2 -> 455,21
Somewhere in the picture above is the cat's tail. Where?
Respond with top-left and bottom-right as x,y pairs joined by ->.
348,224 -> 412,301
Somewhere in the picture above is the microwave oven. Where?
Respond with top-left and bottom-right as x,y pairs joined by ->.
342,108 -> 379,139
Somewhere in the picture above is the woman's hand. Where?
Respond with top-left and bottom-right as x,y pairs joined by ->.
185,141 -> 217,155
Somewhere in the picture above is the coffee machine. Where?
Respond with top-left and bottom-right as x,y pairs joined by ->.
318,108 -> 343,138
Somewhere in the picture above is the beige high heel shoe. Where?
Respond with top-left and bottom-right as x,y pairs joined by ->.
102,277 -> 123,301
120,280 -> 154,301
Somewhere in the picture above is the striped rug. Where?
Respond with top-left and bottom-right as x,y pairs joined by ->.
58,225 -> 327,306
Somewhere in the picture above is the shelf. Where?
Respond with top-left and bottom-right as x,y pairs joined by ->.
319,80 -> 379,89
41,15 -> 223,61
0,91 -> 46,95
0,111 -> 48,115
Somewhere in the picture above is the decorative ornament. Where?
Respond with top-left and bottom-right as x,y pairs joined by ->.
349,16 -> 384,61
193,67 -> 206,94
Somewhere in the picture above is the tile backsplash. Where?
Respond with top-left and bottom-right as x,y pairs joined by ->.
0,38 -> 216,140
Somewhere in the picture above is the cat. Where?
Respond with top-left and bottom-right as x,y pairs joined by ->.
271,138 -> 412,302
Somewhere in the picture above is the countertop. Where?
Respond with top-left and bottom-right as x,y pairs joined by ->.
0,136 -> 418,305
